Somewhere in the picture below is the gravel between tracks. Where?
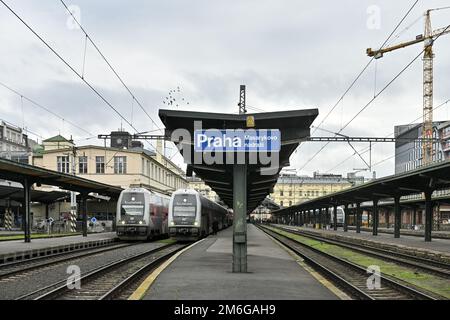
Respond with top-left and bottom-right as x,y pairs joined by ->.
0,242 -> 165,300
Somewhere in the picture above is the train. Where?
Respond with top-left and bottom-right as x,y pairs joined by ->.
168,189 -> 231,241
116,187 -> 170,241
330,206 -> 345,226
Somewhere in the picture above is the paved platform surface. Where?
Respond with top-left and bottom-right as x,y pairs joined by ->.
281,225 -> 450,255
0,232 -> 117,257
143,224 -> 339,300
346,226 -> 450,239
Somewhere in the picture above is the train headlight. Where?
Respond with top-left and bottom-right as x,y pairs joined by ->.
194,221 -> 199,226
121,220 -> 125,225
139,221 -> 143,225
169,221 -> 175,226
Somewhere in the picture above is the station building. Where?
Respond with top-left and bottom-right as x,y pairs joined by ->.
270,172 -> 362,208
187,175 -> 220,202
395,121 -> 450,173
0,120 -> 31,163
1,131 -> 188,231
393,121 -> 450,230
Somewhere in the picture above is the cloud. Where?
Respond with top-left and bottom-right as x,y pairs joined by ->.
0,0 -> 449,179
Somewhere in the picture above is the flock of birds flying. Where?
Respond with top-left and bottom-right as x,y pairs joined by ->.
162,86 -> 190,108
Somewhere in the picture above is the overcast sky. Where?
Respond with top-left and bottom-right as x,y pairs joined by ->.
1,0 -> 449,179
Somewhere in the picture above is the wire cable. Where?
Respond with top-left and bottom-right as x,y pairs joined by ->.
59,0 -> 162,132
0,0 -> 172,161
298,23 -> 450,172
309,0 -> 420,136
0,80 -> 95,137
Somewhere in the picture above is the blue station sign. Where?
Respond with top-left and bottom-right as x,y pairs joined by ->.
194,129 -> 281,152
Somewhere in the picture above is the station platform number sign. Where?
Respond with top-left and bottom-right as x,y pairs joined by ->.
194,129 -> 281,152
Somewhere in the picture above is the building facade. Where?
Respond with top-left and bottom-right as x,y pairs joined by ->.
270,172 -> 357,207
0,120 -> 29,163
395,121 -> 450,174
187,175 -> 220,202
30,133 -> 188,193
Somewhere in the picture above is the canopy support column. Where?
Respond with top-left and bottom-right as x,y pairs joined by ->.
233,164 -> 247,273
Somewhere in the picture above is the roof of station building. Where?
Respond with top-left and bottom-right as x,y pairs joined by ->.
159,108 -> 318,212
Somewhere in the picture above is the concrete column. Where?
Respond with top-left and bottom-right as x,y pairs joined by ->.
80,194 -> 88,237
424,191 -> 433,242
356,203 -> 361,233
325,207 -> 330,227
394,196 -> 401,238
22,178 -> 31,243
412,205 -> 417,227
343,204 -> 349,232
333,204 -> 338,230
385,210 -> 390,228
233,164 -> 247,273
45,203 -> 49,220
372,199 -> 379,236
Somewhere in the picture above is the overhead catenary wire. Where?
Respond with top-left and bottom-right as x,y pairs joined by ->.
0,118 -> 44,140
325,98 -> 450,173
0,0 -> 173,162
308,0 -> 420,138
0,80 -> 95,137
299,22 -> 450,172
59,0 -> 162,132
294,0 -> 420,163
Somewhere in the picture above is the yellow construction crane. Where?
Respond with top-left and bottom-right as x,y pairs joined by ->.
366,8 -> 450,166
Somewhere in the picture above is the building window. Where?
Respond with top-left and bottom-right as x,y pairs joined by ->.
289,201 -> 292,206
79,156 -> 88,174
280,201 -> 284,207
141,158 -> 145,174
114,156 -> 127,174
289,191 -> 292,196
280,190 -> 284,196
96,156 -> 105,173
147,160 -> 150,177
57,156 -> 70,173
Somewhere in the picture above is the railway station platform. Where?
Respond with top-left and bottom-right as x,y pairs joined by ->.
139,224 -> 340,300
346,226 -> 450,239
276,225 -> 450,262
0,232 -> 117,264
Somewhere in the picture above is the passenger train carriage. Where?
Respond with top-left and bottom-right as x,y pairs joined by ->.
168,189 -> 230,241
330,206 -> 345,227
116,187 -> 170,240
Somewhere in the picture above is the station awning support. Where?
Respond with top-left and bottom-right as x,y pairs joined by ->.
233,164 -> 247,272
23,177 -> 31,243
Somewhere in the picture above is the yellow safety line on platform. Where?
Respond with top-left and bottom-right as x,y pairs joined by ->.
128,239 -> 205,300
265,229 -> 351,300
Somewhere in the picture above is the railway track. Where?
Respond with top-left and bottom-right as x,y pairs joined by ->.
17,242 -> 188,300
0,242 -> 134,279
257,225 -> 438,300
272,224 -> 450,278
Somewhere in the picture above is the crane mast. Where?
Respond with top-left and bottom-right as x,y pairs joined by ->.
366,9 -> 450,167
422,10 -> 434,165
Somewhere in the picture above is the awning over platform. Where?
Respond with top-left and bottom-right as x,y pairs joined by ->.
159,109 -> 318,212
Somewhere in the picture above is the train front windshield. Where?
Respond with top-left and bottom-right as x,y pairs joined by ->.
172,194 -> 197,219
121,193 -> 145,217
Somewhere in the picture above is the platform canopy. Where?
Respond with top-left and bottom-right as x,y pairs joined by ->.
272,159 -> 450,214
159,109 -> 318,212
0,158 -> 123,198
